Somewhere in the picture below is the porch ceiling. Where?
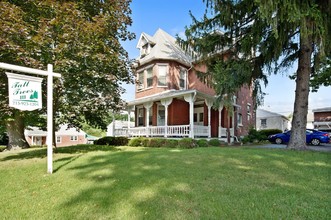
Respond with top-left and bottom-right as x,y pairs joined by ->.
127,89 -> 215,107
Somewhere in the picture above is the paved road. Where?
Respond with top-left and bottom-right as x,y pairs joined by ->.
254,143 -> 331,152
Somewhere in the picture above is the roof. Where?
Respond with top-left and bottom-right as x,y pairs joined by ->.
136,28 -> 192,67
312,107 -> 331,113
127,89 -> 215,107
256,109 -> 289,120
25,124 -> 86,137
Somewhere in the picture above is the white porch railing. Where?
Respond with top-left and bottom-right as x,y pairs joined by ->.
219,127 -> 234,138
117,125 -> 208,137
194,125 -> 209,137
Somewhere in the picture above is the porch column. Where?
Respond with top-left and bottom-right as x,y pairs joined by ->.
184,93 -> 196,138
205,99 -> 213,138
161,98 -> 173,137
127,106 -> 133,137
218,104 -> 223,138
143,102 -> 153,137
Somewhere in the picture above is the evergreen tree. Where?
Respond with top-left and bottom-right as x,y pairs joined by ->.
180,0 -> 330,149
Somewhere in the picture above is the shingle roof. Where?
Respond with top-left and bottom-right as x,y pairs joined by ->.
137,28 -> 192,66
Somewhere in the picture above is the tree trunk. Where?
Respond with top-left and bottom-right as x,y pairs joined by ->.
6,111 -> 29,150
287,20 -> 313,150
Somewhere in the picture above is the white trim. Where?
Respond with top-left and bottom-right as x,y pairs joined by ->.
56,136 -> 62,143
157,64 -> 168,87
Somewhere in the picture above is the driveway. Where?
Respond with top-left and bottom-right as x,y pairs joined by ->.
254,143 -> 331,152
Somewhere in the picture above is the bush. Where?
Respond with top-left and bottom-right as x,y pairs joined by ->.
164,139 -> 179,148
177,138 -> 196,149
197,139 -> 209,147
146,138 -> 166,148
94,136 -> 128,146
128,137 -> 148,147
209,139 -> 221,146
259,129 -> 282,140
241,128 -> 281,144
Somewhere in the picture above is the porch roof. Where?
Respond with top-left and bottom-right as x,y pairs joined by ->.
126,89 -> 216,107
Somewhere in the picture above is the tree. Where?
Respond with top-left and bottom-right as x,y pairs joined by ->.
180,0 -> 330,150
0,0 -> 135,150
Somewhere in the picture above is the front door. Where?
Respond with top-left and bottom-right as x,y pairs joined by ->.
194,107 -> 204,125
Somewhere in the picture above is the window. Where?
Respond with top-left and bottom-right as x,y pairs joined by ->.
138,107 -> 144,126
157,105 -> 165,126
238,113 -> 243,126
261,119 -> 267,128
138,71 -> 144,90
247,104 -> 251,121
70,136 -> 78,141
199,113 -> 204,122
179,68 -> 187,89
158,65 -> 167,86
146,67 -> 153,88
56,136 -> 61,143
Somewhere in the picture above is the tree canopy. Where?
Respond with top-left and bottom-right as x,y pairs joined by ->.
180,0 -> 330,149
0,0 -> 135,149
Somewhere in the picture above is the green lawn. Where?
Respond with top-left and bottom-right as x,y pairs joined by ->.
0,145 -> 330,219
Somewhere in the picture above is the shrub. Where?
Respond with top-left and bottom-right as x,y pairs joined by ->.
259,129 -> 282,140
177,138 -> 196,149
164,139 -> 179,148
197,139 -> 209,147
128,137 -> 148,147
94,136 -> 128,146
209,139 -> 221,146
147,138 -> 166,148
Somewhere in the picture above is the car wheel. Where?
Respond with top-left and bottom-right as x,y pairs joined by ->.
275,138 -> 283,144
311,138 -> 320,146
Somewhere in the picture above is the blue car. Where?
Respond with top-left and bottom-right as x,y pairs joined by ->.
268,129 -> 330,146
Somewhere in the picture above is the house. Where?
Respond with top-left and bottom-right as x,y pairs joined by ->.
120,28 -> 256,142
25,124 -> 87,147
256,109 -> 289,131
312,107 -> 331,133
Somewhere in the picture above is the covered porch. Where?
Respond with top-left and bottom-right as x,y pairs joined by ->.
118,90 -> 236,142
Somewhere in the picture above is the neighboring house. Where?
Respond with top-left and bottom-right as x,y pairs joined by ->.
312,107 -> 331,133
256,109 -> 289,131
119,28 -> 256,142
25,124 -> 87,147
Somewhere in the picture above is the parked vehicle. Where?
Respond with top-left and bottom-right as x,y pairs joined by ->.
268,129 -> 330,146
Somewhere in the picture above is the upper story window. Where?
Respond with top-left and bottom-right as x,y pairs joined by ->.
247,104 -> 251,121
237,113 -> 243,126
179,68 -> 187,89
138,71 -> 144,91
158,65 -> 168,87
146,67 -> 153,88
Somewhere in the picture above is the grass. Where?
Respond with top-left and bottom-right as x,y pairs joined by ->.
0,145 -> 330,219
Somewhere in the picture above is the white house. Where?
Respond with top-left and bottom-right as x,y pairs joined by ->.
256,109 -> 289,131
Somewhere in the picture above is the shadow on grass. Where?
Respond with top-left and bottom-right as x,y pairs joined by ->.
53,147 -> 331,219
0,144 -> 120,161
53,155 -> 83,173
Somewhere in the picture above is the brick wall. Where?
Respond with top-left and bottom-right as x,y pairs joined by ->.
314,111 -> 331,121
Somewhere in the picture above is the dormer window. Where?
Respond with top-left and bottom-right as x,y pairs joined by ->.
141,44 -> 149,57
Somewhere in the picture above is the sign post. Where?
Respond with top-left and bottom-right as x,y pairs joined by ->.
0,62 -> 61,174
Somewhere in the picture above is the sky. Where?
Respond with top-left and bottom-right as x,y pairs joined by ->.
121,0 -> 330,116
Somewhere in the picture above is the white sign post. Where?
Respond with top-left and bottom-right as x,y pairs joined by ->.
0,62 -> 61,174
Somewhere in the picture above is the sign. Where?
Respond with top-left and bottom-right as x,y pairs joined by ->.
6,72 -> 43,111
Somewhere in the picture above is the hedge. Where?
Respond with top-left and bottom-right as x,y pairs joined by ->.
94,136 -> 128,146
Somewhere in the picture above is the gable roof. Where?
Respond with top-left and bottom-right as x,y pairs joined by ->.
256,109 -> 289,120
136,28 -> 192,67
